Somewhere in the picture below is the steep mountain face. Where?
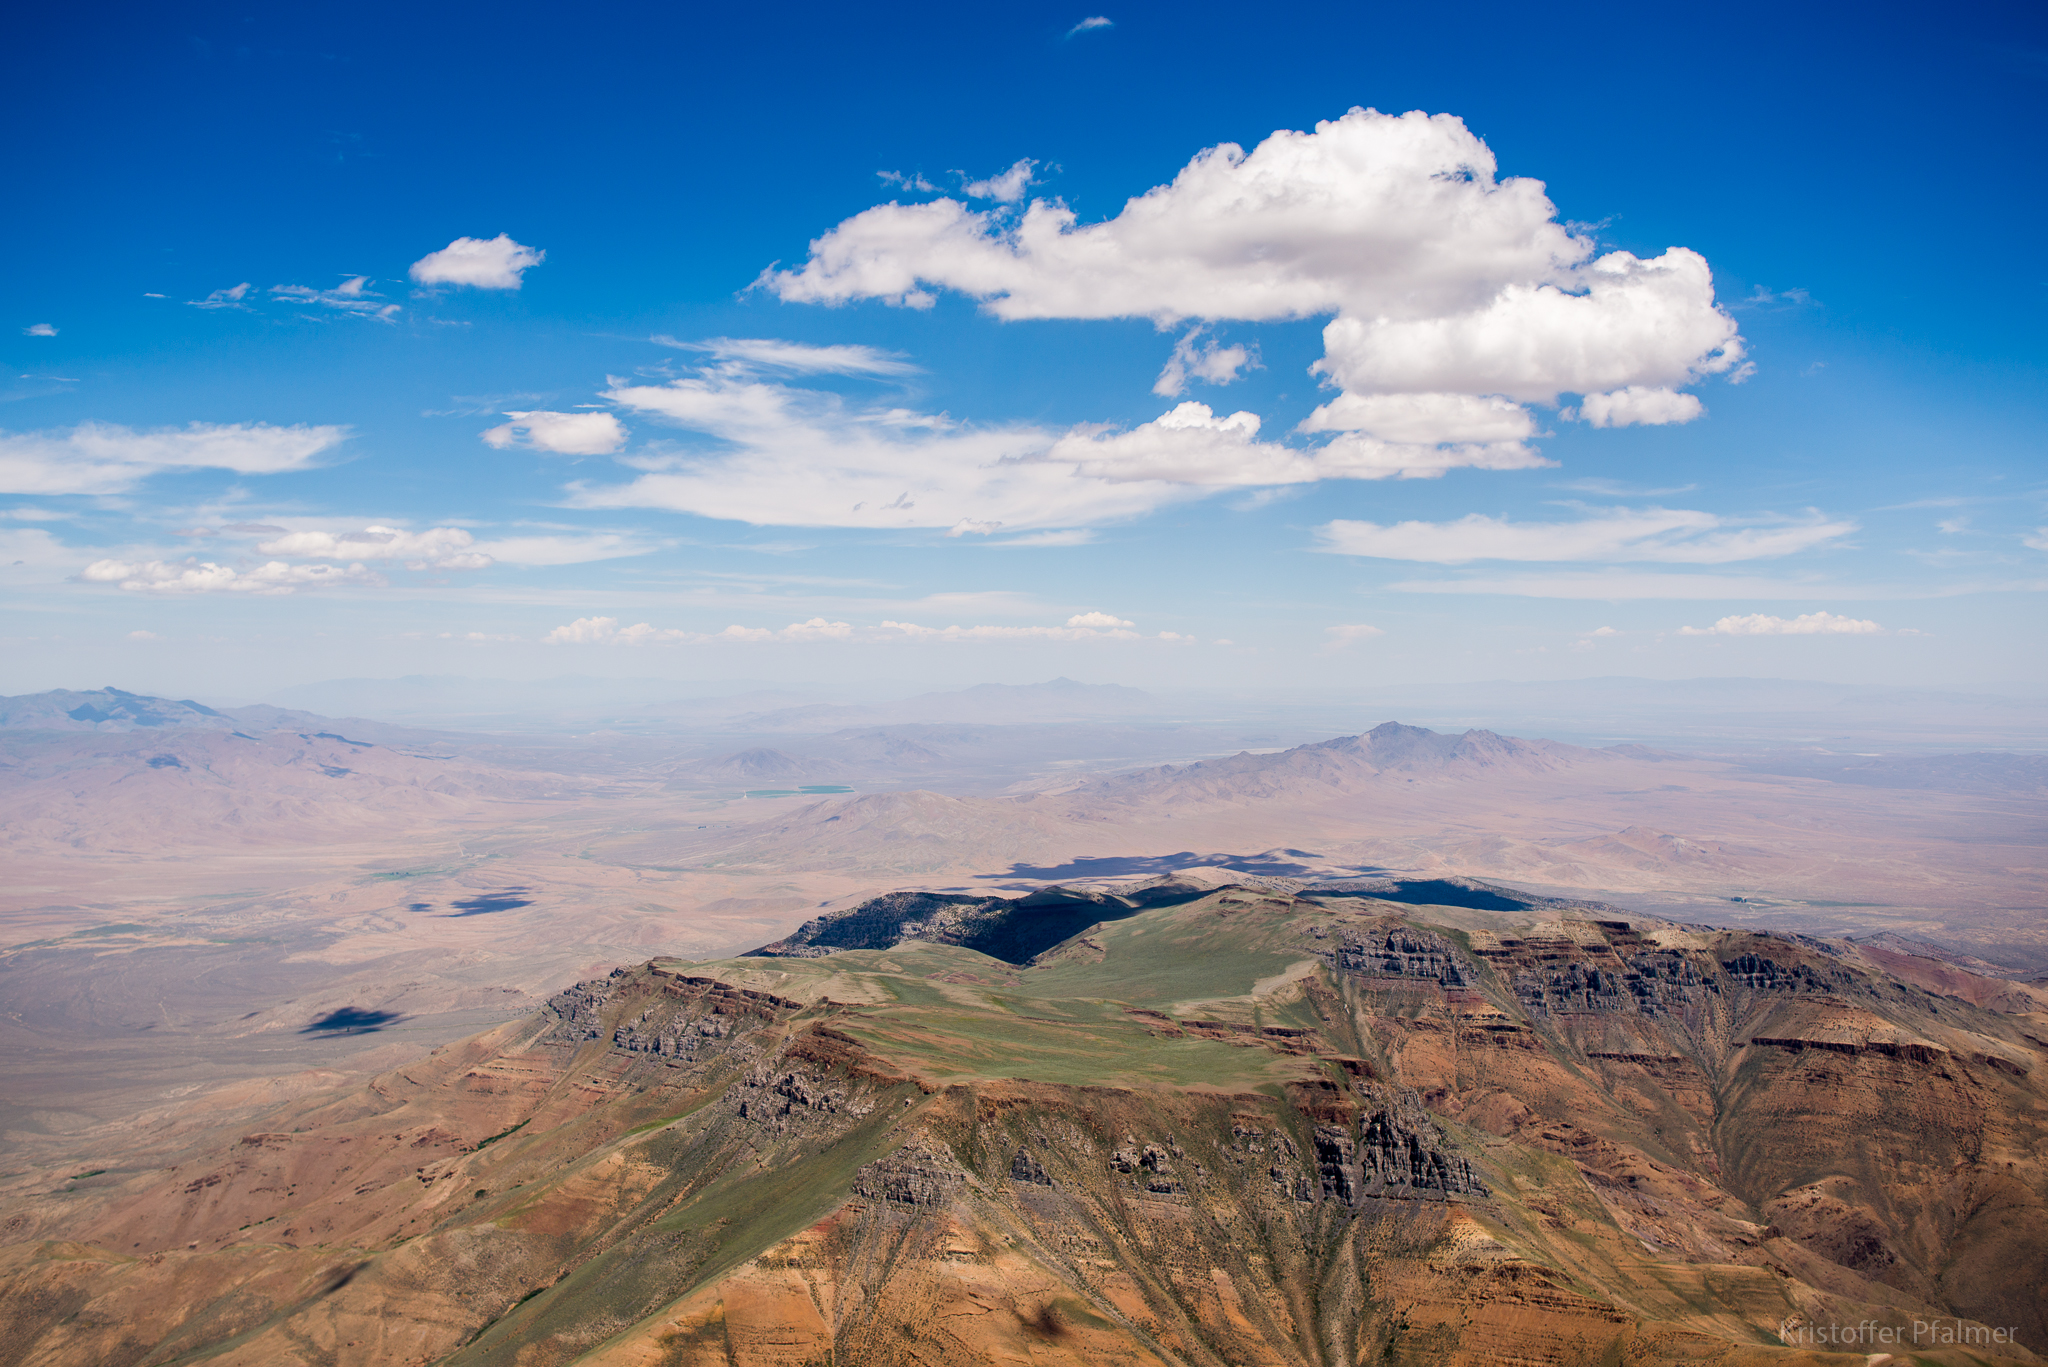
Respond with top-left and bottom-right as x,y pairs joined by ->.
1,886 -> 2041,1366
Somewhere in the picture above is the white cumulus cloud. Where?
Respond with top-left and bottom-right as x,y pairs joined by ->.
23,324 -> 56,337
80,558 -> 383,594
1066,610 -> 1133,628
481,410 -> 627,455
762,107 -> 1740,456
1577,385 -> 1704,428
1679,611 -> 1884,636
270,276 -> 401,321
254,525 -> 492,570
964,159 -> 1037,204
1317,506 -> 1855,564
0,421 -> 348,495
409,234 -> 545,289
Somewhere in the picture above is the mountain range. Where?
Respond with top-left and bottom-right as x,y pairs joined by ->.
6,874 -> 2041,1365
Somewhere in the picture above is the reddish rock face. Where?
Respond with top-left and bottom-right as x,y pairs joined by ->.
1,891 -> 2042,1366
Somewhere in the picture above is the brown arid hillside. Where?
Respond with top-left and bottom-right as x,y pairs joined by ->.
2,879 -> 2043,1366
0,728 -> 595,853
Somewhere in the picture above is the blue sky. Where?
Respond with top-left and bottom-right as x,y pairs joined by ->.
4,0 -> 2043,699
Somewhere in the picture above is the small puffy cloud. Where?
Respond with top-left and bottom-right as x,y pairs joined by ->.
1589,625 -> 1621,635
81,558 -> 383,594
547,615 -> 703,645
740,617 -> 855,642
546,616 -> 635,644
409,234 -> 545,290
271,276 -> 401,321
0,421 -> 348,495
1153,327 -> 1257,397
965,159 -> 1037,204
1317,506 -> 1855,564
1576,385 -> 1704,428
2023,528 -> 2048,551
1051,403 -> 1299,485
763,107 -> 1739,452
481,410 -> 627,455
23,324 -> 56,337
1680,611 -> 1884,636
189,283 -> 252,310
1323,623 -> 1385,649
126,629 -> 161,640
255,525 -> 492,570
879,170 -> 938,192
655,335 -> 920,377
1066,15 -> 1113,36
1066,610 -> 1133,628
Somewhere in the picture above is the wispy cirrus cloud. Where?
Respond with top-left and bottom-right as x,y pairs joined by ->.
0,421 -> 348,495
187,282 -> 253,310
1317,506 -> 1854,564
652,335 -> 921,378
270,276 -> 400,321
1065,16 -> 1113,37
